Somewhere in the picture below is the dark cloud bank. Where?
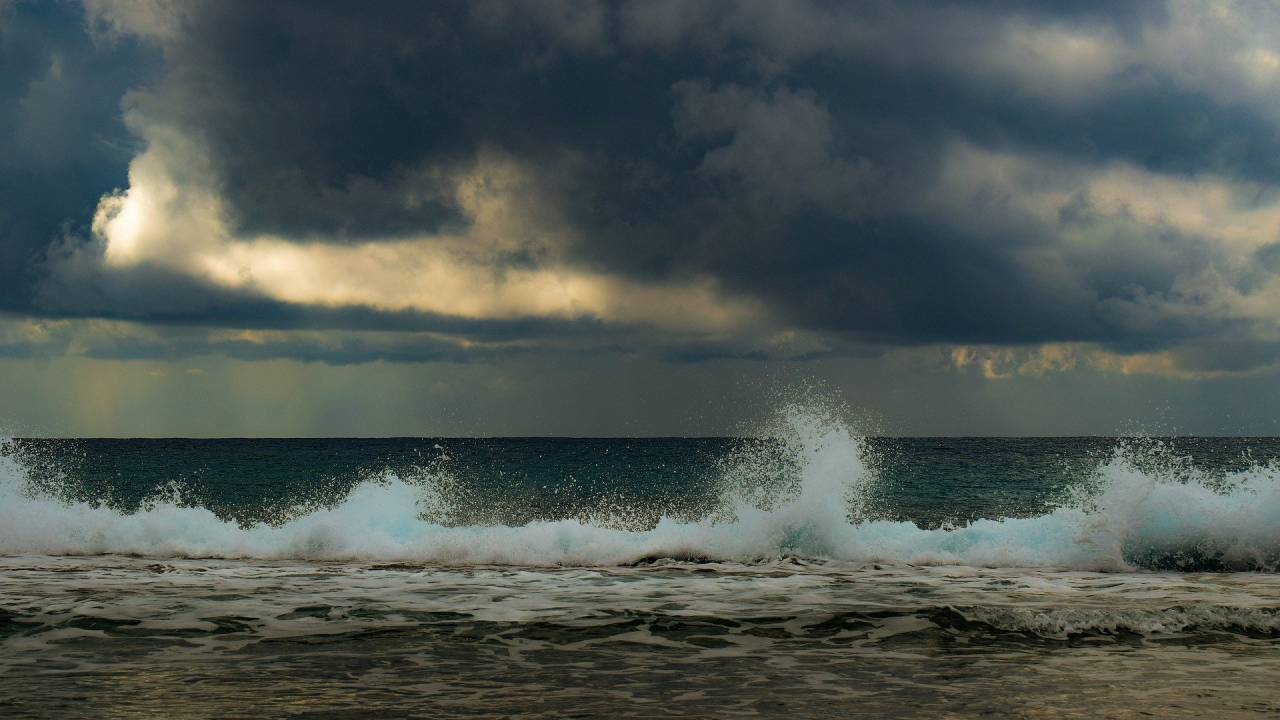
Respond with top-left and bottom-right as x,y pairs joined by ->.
4,0 -> 1280,374
0,0 -> 155,307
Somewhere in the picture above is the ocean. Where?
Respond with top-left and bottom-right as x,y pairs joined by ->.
2,404 -> 1280,718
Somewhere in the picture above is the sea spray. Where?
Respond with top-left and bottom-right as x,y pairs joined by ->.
3,403 -> 1280,569
709,394 -> 874,557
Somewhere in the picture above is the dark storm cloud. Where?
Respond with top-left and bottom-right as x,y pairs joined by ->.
37,258 -> 621,341
104,0 -> 703,241
11,0 -> 1280,370
74,329 -> 534,366
0,1 -> 157,309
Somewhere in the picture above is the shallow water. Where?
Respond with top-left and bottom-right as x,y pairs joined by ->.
3,557 -> 1279,718
2,405 -> 1280,717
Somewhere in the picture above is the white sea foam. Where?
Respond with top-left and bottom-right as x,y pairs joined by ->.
3,403 -> 1280,569
953,605 -> 1280,638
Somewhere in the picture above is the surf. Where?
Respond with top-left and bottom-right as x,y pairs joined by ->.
2,400 -> 1280,570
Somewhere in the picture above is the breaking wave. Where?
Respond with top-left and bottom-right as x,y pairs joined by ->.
3,399 -> 1280,570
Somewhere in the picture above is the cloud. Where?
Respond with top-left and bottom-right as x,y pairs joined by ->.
0,312 -> 572,366
673,81 -> 876,214
3,0 -> 1280,376
0,1 -> 157,308
48,114 -> 763,334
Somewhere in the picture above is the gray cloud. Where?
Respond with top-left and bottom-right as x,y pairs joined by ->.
672,80 -> 876,215
3,0 -> 1280,376
0,1 -> 157,308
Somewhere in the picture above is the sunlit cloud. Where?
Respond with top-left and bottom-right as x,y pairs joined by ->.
85,126 -> 766,334
11,0 -> 1280,435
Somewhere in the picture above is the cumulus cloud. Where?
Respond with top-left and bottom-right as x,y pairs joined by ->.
922,141 -> 1280,339
49,113 -> 762,334
673,81 -> 876,214
6,0 -> 1280,377
0,0 -> 155,308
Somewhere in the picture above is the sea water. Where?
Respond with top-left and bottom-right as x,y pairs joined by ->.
2,402 -> 1279,717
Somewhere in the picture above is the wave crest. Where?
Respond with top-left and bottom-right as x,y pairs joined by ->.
3,404 -> 1280,570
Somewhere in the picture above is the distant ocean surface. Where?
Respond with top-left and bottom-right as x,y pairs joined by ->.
3,404 -> 1280,717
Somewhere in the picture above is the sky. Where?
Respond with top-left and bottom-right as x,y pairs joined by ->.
4,0 -> 1280,436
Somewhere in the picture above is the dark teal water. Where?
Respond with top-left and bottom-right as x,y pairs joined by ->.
3,429 -> 1280,718
6,436 -> 1277,527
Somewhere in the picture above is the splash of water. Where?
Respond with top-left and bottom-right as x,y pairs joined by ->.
2,403 -> 1280,570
